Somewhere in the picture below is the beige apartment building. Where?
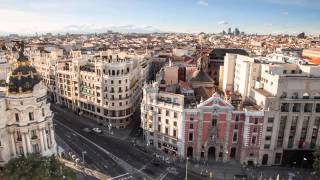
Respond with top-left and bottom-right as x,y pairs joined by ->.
54,52 -> 143,128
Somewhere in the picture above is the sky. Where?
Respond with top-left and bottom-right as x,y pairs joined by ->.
0,0 -> 319,35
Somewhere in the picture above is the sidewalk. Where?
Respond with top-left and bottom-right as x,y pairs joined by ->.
52,104 -> 132,140
59,158 -> 111,180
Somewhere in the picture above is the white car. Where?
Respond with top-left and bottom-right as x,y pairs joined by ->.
92,128 -> 102,134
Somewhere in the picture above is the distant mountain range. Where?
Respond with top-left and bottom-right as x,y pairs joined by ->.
62,24 -> 163,34
0,24 -> 164,36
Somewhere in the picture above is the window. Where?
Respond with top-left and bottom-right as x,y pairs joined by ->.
158,125 -> 161,132
212,115 -> 217,127
233,132 -> 238,142
29,112 -> 34,121
251,136 -> 257,145
166,110 -> 169,116
274,153 -> 282,164
174,121 -> 177,127
265,136 -> 271,141
166,119 -> 169,124
158,109 -> 161,114
234,124 -> 238,130
119,80 -> 121,84
281,103 -> 289,112
235,114 -> 239,121
31,130 -> 37,139
190,123 -> 193,129
173,129 -> 177,137
190,114 -> 194,121
266,127 -> 273,132
15,113 -> 19,122
174,112 -> 177,118
267,117 -> 274,123
264,144 -> 270,149
254,118 -> 259,124
32,144 -> 40,154
111,80 -> 113,84
42,108 -> 45,117
189,132 -> 193,141
158,117 -> 161,122
19,146 -> 24,155
16,131 -> 22,141
165,127 -> 169,135
253,127 -> 258,132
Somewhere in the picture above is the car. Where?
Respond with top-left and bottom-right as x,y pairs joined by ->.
92,128 -> 102,134
83,128 -> 91,133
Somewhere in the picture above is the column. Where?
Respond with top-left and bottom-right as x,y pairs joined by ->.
43,129 -> 48,150
50,126 -> 55,147
10,133 -> 16,157
21,134 -> 27,156
283,116 -> 292,149
223,112 -> 231,162
39,129 -> 45,152
26,133 -> 32,153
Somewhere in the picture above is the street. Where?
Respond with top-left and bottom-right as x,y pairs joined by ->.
53,105 -> 207,180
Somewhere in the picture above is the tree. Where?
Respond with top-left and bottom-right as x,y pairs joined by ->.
0,155 -> 76,180
313,148 -> 320,175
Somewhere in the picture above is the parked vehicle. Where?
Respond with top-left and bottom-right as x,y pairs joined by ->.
92,127 -> 102,134
83,128 -> 91,133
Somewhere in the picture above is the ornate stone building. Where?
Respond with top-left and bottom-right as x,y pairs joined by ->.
0,44 -> 56,166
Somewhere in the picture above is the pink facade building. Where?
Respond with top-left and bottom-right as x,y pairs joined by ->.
141,82 -> 264,165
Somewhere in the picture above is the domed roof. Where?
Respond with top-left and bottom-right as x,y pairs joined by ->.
8,42 -> 41,93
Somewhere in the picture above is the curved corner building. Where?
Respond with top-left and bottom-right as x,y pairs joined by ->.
55,52 -> 142,129
0,47 -> 56,166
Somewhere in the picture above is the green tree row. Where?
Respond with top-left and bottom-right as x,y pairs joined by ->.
0,155 -> 76,180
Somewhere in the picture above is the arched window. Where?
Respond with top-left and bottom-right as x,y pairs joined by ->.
112,70 -> 115,76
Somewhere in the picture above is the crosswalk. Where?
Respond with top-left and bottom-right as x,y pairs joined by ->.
110,173 -> 134,180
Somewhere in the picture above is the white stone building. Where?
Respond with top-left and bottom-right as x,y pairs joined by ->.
0,48 -> 56,166
141,82 -> 185,156
223,54 -> 320,166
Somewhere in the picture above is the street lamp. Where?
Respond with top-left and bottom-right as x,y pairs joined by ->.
185,157 -> 189,180
82,151 -> 87,164
301,157 -> 307,168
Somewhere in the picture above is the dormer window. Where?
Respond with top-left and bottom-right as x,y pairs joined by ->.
280,92 -> 287,98
303,92 -> 310,99
292,92 -> 299,99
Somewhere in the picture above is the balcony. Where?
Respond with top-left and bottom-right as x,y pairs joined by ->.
304,104 -> 313,113
157,97 -> 180,106
292,103 -> 300,112
280,103 -> 289,112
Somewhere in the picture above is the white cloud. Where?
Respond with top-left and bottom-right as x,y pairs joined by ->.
0,9 -> 71,34
282,11 -> 289,15
198,0 -> 209,6
217,21 -> 229,25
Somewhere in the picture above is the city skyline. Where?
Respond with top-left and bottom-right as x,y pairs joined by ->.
0,0 -> 319,35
